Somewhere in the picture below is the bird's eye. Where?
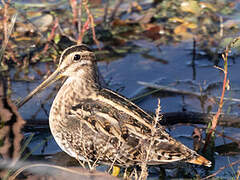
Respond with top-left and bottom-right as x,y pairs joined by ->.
73,54 -> 81,61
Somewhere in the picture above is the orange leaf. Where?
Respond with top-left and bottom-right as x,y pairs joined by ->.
174,24 -> 187,34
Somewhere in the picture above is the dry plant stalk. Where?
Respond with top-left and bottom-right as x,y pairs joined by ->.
107,146 -> 120,174
69,0 -> 78,26
204,37 -> 240,150
139,99 -> 162,180
109,0 -> 124,22
204,49 -> 229,149
2,0 -> 10,46
43,18 -> 59,53
68,0 -> 100,47
0,0 -> 17,65
103,0 -> 109,24
200,159 -> 240,180
8,163 -> 115,180
0,78 -> 25,179
236,168 -> 240,180
77,1 -> 82,34
72,0 -> 100,48
78,17 -> 90,44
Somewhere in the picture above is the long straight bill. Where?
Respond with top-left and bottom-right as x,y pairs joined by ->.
16,68 -> 62,108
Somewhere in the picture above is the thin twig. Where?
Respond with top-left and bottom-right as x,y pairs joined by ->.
2,0 -> 10,46
82,0 -> 100,48
78,1 -> 82,34
8,163 -> 112,180
6,2 -> 45,39
75,123 -> 87,169
43,18 -> 59,53
69,0 -> 78,27
204,41 -> 229,150
109,0 -> 124,22
103,0 -> 109,25
236,168 -> 240,180
77,17 -> 90,44
138,81 -> 240,103
139,99 -> 161,179
201,159 -> 240,180
58,24 -> 77,43
0,8 -> 17,63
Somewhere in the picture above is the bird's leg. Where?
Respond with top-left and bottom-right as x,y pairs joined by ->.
111,165 -> 121,176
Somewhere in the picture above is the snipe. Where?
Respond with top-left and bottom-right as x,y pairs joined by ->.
18,44 -> 211,168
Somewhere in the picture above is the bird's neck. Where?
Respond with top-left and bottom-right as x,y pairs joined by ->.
50,65 -> 101,120
65,76 -> 98,93
50,71 -> 99,122
64,67 -> 100,96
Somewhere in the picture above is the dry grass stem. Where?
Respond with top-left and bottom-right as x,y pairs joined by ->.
76,157 -> 87,169
103,0 -> 109,24
204,38 -> 232,150
109,0 -> 124,22
76,123 -> 87,169
108,138 -> 123,174
2,0 -> 10,46
201,159 -> 240,180
219,16 -> 223,38
8,163 -> 113,180
83,141 -> 94,170
43,18 -> 59,53
134,168 -> 138,180
0,13 -> 17,63
82,0 -> 100,48
108,154 -> 119,174
236,168 -> 240,180
58,24 -> 77,43
139,99 -> 162,180
69,0 -> 78,26
138,81 -> 240,103
91,152 -> 102,171
78,1 -> 82,34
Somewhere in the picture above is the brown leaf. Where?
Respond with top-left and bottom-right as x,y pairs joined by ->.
142,24 -> 163,40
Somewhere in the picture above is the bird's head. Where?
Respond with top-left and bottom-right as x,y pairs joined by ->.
58,44 -> 96,78
17,44 -> 96,108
